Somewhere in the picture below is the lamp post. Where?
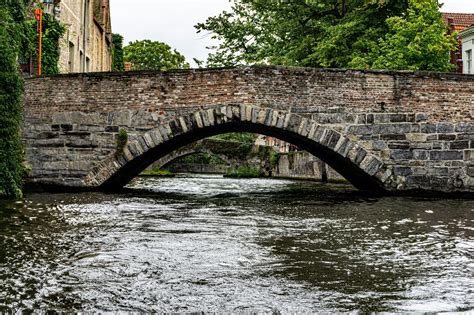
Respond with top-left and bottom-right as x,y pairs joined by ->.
34,8 -> 43,76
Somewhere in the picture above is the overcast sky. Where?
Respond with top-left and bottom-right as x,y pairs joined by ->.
111,0 -> 474,66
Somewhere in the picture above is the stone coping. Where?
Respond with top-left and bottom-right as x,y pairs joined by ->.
25,65 -> 474,81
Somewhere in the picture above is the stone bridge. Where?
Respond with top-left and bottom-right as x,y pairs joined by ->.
23,66 -> 474,195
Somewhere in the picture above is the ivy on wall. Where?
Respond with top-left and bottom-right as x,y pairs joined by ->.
112,33 -> 125,71
0,1 -> 28,199
27,12 -> 65,75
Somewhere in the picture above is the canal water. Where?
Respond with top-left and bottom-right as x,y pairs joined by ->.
0,174 -> 473,312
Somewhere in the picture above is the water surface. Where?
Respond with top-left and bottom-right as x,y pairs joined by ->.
1,174 -> 473,312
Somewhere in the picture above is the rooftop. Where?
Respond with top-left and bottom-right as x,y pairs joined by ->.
442,12 -> 474,32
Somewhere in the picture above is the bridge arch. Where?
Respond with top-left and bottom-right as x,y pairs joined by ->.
85,105 -> 392,193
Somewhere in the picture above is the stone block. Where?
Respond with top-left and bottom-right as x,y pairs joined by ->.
334,137 -> 353,157
137,136 -> 149,151
465,150 -> 474,161
420,124 -> 437,133
455,122 -> 474,133
467,167 -> 474,177
150,129 -> 163,146
450,141 -> 469,150
372,140 -> 388,150
393,166 -> 413,176
438,134 -> 456,141
415,113 -> 429,122
348,146 -> 367,165
373,123 -> 411,135
320,130 -> 341,149
406,133 -> 428,142
52,112 -> 71,125
285,114 -> 302,133
430,150 -> 463,161
347,125 -> 373,135
406,175 -> 430,188
389,114 -> 407,123
359,156 -> 383,176
207,108 -> 216,126
413,150 -> 429,160
297,118 -> 310,137
111,111 -> 131,126
390,150 -> 413,160
388,142 -> 410,150
194,112 -> 204,128
201,110 -> 211,127
105,126 -> 119,133
381,134 -> 406,141
60,124 -> 73,132
257,108 -> 268,125
367,114 -> 374,124
437,123 -> 454,133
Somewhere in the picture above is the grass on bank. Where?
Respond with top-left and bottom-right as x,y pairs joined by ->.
140,168 -> 175,177
224,166 -> 265,178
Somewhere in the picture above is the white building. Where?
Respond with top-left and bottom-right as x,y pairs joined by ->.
460,25 -> 474,74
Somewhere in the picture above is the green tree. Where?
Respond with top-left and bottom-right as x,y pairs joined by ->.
196,0 -> 454,71
112,33 -> 125,71
367,0 -> 456,71
0,0 -> 29,199
123,40 -> 190,71
196,0 -> 409,68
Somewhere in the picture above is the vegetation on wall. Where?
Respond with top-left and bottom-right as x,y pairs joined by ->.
123,40 -> 190,71
196,0 -> 456,71
112,33 -> 125,71
0,0 -> 29,199
116,129 -> 128,155
27,12 -> 66,75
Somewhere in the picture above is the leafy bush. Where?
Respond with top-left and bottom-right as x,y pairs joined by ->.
225,166 -> 264,178
116,129 -> 128,155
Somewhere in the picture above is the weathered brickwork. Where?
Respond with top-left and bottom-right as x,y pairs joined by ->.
22,66 -> 474,194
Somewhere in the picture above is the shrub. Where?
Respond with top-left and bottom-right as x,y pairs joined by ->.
225,166 -> 264,178
116,129 -> 128,155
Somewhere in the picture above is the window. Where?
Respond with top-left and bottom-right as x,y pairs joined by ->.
467,49 -> 472,74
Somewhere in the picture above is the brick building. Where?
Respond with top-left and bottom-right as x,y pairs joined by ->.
443,12 -> 474,73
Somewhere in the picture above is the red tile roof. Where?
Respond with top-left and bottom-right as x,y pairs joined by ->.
442,13 -> 474,32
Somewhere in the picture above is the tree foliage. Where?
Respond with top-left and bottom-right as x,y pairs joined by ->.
112,33 -> 125,71
368,0 -> 457,71
0,0 -> 29,199
196,0 -> 455,71
123,40 -> 189,71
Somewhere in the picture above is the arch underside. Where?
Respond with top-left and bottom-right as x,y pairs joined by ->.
87,105 -> 391,193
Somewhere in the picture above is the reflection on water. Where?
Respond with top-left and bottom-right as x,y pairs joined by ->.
0,174 -> 473,312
